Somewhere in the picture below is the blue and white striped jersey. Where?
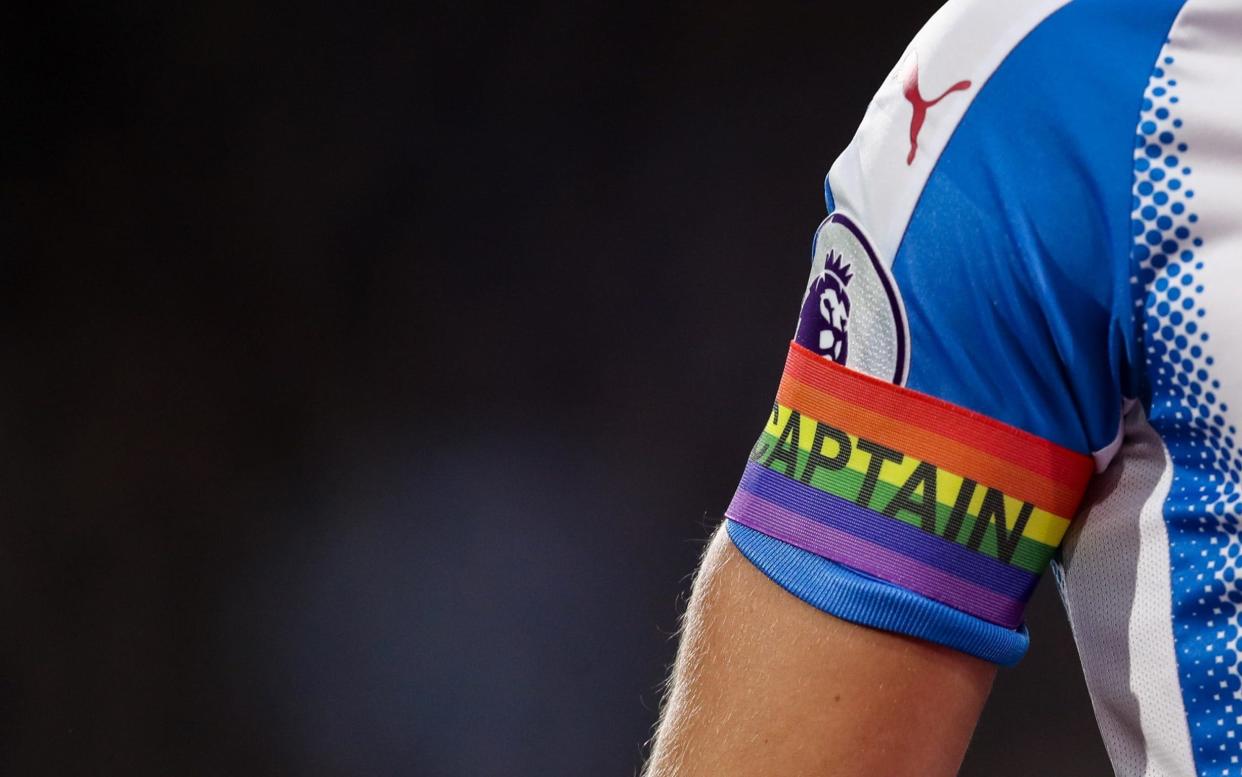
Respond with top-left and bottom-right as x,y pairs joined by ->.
724,1 -> 1242,774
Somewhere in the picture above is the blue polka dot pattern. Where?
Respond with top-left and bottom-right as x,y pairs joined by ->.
1134,50 -> 1242,777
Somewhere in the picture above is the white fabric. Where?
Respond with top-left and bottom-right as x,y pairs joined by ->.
1092,406 -> 1128,474
1057,408 -> 1196,777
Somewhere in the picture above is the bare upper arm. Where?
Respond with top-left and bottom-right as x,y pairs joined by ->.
645,527 -> 995,777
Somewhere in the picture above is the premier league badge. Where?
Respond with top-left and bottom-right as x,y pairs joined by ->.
799,249 -> 853,364
794,213 -> 908,384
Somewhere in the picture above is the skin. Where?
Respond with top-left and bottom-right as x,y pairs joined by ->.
644,526 -> 996,777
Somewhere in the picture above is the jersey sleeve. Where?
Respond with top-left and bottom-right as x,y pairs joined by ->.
725,0 -> 1183,664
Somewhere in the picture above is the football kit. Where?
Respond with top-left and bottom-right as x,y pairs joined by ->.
723,1 -> 1242,774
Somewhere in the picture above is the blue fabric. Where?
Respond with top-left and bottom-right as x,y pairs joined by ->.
891,0 -> 1185,454
1128,27 -> 1242,777
727,520 -> 1030,665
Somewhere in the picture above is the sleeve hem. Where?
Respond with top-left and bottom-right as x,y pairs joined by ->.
726,519 -> 1029,666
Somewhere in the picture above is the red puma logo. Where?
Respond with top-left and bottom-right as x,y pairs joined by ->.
903,58 -> 971,165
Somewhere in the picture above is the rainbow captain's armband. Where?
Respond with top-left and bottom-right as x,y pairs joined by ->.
726,342 -> 1094,631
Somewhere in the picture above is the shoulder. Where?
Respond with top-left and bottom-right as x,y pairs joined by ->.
828,0 -> 1188,256
819,0 -> 1191,454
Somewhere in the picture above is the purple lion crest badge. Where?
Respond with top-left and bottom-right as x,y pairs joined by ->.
793,213 -> 908,384
795,249 -> 854,364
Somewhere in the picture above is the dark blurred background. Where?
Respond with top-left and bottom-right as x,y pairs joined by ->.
3,2 -> 1111,775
